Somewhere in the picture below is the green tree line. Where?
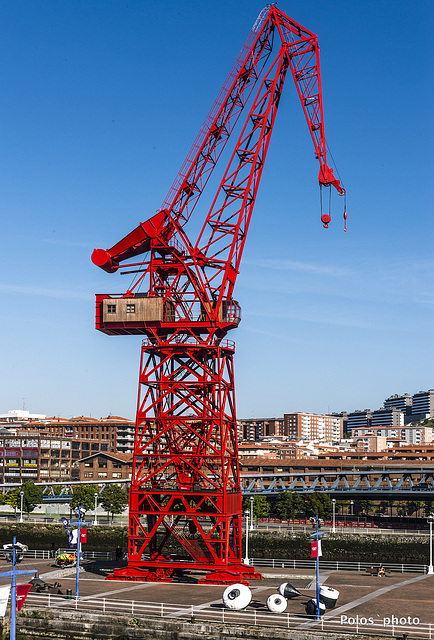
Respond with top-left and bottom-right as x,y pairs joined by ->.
0,482 -> 129,521
242,492 -> 433,520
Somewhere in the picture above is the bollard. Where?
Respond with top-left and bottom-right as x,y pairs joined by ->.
66,589 -> 72,600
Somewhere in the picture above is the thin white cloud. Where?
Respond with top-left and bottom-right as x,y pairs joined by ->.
244,307 -> 396,331
243,258 -> 347,276
39,237 -> 91,248
0,283 -> 90,300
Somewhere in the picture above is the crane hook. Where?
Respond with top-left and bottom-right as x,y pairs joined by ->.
321,213 -> 331,228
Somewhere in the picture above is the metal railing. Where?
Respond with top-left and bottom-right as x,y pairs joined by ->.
21,550 -> 51,560
19,551 -> 428,572
256,522 -> 431,535
19,549 -> 115,561
249,557 -> 428,574
23,593 -> 434,639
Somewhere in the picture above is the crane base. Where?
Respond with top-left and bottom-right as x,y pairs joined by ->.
106,563 -> 262,585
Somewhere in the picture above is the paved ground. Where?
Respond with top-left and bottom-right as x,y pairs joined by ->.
2,558 -> 433,629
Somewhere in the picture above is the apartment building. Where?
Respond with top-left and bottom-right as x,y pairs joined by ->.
77,452 -> 132,482
25,415 -> 136,454
354,435 -> 388,453
0,431 -> 111,484
283,413 -> 343,442
238,442 -> 307,459
411,390 -> 434,420
346,408 -> 405,431
238,418 -> 284,441
346,410 -> 372,431
352,425 -> 433,445
371,408 -> 404,427
239,455 -> 434,479
383,393 -> 413,415
317,444 -> 434,463
0,410 -> 46,425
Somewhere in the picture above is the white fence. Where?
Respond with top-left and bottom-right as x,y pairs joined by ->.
23,593 -> 434,639
250,558 -> 428,574
20,551 -> 429,573
21,550 -> 115,560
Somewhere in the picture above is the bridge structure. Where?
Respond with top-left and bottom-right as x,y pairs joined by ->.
1,469 -> 433,502
240,469 -> 434,500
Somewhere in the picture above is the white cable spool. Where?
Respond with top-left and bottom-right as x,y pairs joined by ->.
277,582 -> 302,599
266,593 -> 287,613
222,583 -> 252,610
305,598 -> 326,616
319,586 -> 339,609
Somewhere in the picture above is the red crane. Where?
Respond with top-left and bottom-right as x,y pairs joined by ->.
92,5 -> 345,585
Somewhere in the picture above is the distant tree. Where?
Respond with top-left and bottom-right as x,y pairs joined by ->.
100,485 -> 129,522
51,485 -> 66,496
275,492 -> 295,519
406,500 -> 424,517
303,493 -> 332,519
423,500 -> 433,517
335,501 -> 346,517
317,493 -> 332,517
70,484 -> 97,514
275,491 -> 304,519
21,481 -> 43,514
359,499 -> 375,515
421,418 -> 434,428
396,502 -> 406,516
3,488 -> 20,514
2,482 -> 42,516
242,495 -> 270,519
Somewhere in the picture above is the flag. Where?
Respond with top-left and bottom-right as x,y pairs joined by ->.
311,540 -> 322,558
61,518 -> 74,548
80,529 -> 87,543
71,529 -> 78,545
0,586 -> 10,617
16,585 -> 32,611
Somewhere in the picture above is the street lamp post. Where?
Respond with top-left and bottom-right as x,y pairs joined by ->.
350,500 -> 354,518
93,493 -> 98,526
250,496 -> 254,531
332,499 -> 336,533
19,491 -> 24,524
309,515 -> 324,621
243,510 -> 250,564
428,513 -> 434,575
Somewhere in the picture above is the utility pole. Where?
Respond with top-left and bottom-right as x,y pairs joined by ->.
0,539 -> 36,640
309,516 -> 325,621
69,507 -> 89,599
243,511 -> 250,564
428,513 -> 434,575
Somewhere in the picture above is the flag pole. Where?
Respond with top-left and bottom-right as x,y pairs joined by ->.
75,506 -> 81,600
315,514 -> 320,621
10,536 -> 17,640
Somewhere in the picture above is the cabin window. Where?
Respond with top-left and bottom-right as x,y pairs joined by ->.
107,304 -> 116,313
126,304 -> 136,313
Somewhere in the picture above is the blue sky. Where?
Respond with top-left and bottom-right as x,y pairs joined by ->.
1,0 -> 433,420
